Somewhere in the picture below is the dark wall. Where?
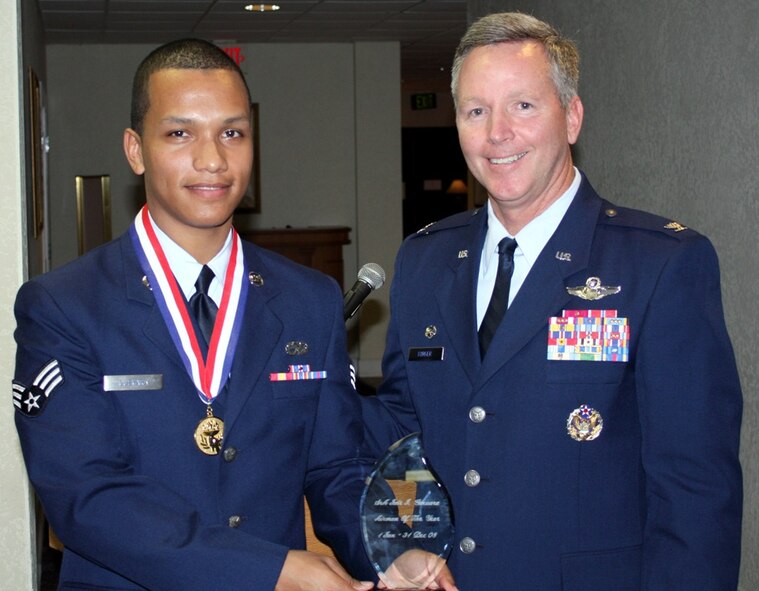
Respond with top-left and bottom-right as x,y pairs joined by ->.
402,127 -> 468,236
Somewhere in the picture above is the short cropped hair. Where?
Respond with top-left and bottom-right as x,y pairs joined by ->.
130,38 -> 251,134
451,12 -> 580,108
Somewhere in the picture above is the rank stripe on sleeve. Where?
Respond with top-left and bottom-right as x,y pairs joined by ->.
12,359 -> 64,416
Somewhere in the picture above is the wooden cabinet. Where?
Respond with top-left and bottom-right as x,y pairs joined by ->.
242,226 -> 351,288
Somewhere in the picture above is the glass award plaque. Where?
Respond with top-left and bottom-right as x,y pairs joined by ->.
360,433 -> 454,589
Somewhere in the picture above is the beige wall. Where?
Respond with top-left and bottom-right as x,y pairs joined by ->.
2,0 -> 36,588
352,42 -> 403,375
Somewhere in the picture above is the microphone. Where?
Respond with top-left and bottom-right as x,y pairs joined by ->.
343,263 -> 386,321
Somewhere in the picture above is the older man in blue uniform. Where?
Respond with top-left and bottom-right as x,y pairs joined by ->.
13,39 -> 376,591
363,12 -> 743,590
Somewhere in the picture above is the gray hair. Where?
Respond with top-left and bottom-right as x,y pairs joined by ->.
451,12 -> 579,108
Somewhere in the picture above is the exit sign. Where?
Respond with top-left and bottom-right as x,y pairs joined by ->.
411,92 -> 437,110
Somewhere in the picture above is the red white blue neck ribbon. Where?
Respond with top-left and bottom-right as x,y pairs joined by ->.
129,206 -> 248,404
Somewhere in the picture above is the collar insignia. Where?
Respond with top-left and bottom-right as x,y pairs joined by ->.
664,221 -> 688,232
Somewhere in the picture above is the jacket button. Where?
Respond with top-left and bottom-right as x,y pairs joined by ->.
464,470 -> 481,487
228,515 -> 242,528
459,537 -> 476,554
223,447 -> 238,462
469,406 -> 486,423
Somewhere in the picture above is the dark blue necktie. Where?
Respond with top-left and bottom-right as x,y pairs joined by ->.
478,237 -> 518,358
189,265 -> 218,347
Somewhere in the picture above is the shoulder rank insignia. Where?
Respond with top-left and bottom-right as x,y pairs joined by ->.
664,221 -> 688,232
566,277 -> 621,301
12,359 -> 63,417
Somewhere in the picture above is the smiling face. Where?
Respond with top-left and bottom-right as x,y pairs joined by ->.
124,67 -> 252,259
455,40 -> 583,233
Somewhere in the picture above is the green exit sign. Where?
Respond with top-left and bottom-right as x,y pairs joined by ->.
411,92 -> 437,110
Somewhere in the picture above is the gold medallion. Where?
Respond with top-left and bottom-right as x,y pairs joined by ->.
194,405 -> 224,455
567,404 -> 603,442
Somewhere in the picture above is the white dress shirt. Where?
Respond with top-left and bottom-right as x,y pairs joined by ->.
149,213 -> 232,307
476,168 -> 581,328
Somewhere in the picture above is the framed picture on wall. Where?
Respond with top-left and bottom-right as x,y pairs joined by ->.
28,67 -> 44,239
236,102 -> 261,213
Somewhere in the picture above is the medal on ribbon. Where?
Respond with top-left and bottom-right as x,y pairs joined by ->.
130,207 -> 248,455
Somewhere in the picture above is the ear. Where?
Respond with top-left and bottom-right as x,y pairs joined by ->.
565,95 -> 584,145
123,128 -> 145,175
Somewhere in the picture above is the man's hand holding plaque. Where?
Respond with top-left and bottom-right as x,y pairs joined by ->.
375,549 -> 457,590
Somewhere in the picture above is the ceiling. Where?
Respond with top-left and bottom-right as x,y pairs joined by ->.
38,0 -> 469,85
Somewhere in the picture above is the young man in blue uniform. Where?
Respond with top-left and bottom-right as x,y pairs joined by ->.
363,12 -> 743,590
13,39 -> 376,591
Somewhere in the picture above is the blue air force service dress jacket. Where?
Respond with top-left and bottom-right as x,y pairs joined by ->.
13,231 -> 374,590
362,174 -> 743,591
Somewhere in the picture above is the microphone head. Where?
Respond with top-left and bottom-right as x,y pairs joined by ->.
357,263 -> 386,291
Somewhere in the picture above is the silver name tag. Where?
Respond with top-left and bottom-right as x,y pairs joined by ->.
103,374 -> 163,391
